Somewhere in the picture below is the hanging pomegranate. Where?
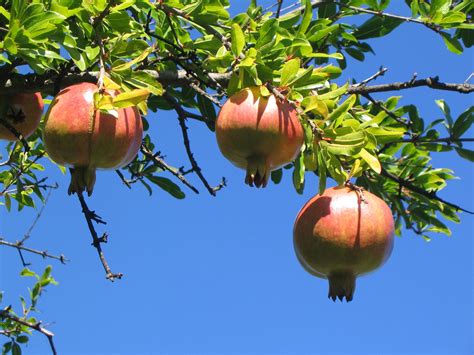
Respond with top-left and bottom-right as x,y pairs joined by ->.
293,185 -> 395,301
216,87 -> 304,187
43,82 -> 143,196
0,93 -> 44,141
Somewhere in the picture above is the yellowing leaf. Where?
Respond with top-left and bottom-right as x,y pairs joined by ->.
359,148 -> 382,174
103,76 -> 122,90
113,89 -> 150,108
112,47 -> 154,72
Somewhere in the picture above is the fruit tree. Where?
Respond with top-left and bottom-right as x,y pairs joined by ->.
0,0 -> 473,353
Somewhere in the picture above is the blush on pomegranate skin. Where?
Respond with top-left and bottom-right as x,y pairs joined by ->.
43,82 -> 143,196
293,185 -> 395,302
0,93 -> 44,141
216,86 -> 304,188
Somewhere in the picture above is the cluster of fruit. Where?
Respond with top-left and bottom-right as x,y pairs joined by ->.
0,84 -> 394,301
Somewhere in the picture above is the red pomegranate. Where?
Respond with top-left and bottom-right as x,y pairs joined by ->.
0,93 -> 44,141
43,82 -> 143,196
293,185 -> 394,302
216,87 -> 304,187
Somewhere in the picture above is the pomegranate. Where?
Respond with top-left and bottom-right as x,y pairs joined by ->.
216,87 -> 304,187
0,93 -> 44,141
293,185 -> 394,301
43,82 -> 143,196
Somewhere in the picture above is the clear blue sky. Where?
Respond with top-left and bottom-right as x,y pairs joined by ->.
1,2 -> 473,354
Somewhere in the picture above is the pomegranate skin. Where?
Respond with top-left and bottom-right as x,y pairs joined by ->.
216,87 -> 304,187
293,186 -> 395,302
43,82 -> 143,195
0,93 -> 44,141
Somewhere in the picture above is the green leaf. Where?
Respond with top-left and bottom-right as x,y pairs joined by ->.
440,32 -> 463,54
328,94 -> 356,128
298,0 -> 313,35
307,52 -> 344,60
112,89 -> 150,109
112,47 -> 153,72
15,336 -> 28,344
20,268 -> 36,278
271,168 -> 283,184
355,16 -> 403,40
146,176 -> 185,199
302,96 -> 329,118
317,144 -> 327,194
452,106 -> 474,138
365,127 -> 405,144
345,47 -> 365,61
430,0 -> 451,17
435,99 -> 454,129
292,153 -> 305,194
280,58 -> 301,86
12,343 -> 21,355
455,147 -> 474,162
2,341 -> 12,354
317,83 -> 348,100
359,148 -> 382,174
256,19 -> 278,51
124,71 -> 163,96
231,23 -> 245,57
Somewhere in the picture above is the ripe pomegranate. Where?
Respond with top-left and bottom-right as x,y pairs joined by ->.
0,93 -> 44,141
43,82 -> 143,196
293,185 -> 394,302
216,87 -> 304,187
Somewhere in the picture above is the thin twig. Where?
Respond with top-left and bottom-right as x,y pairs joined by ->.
0,308 -> 57,355
380,168 -> 474,215
115,169 -> 132,189
0,239 -> 68,264
21,184 -> 57,244
0,118 -> 30,152
362,93 -> 411,126
282,0 -> 442,33
353,66 -> 388,87
0,152 -> 46,196
348,76 -> 474,95
276,0 -> 284,18
189,82 -> 223,107
163,93 -> 223,196
76,191 -> 123,281
140,144 -> 200,194
0,141 -> 18,166
399,137 -> 474,144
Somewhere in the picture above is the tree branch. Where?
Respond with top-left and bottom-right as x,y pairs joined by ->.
2,69 -> 473,96
362,93 -> 411,126
380,168 -> 474,215
348,76 -> 474,95
0,239 -> 68,264
163,92 -> 224,196
283,0 -> 442,33
0,118 -> 30,152
0,70 -> 232,96
399,137 -> 474,144
140,144 -> 200,194
0,308 -> 57,355
76,191 -> 123,281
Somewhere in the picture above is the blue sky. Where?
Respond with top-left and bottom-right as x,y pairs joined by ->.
1,1 -> 473,354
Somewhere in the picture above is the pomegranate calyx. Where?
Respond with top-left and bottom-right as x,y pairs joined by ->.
245,155 -> 270,188
68,166 -> 97,196
328,272 -> 356,302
